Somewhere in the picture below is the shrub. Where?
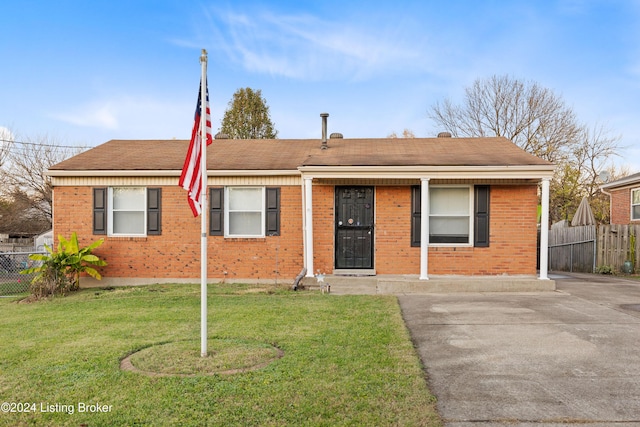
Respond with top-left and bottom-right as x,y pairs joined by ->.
596,265 -> 614,275
21,232 -> 107,299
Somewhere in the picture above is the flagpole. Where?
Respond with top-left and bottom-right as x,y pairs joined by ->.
199,49 -> 208,357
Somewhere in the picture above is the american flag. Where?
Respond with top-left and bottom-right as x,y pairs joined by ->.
179,81 -> 213,217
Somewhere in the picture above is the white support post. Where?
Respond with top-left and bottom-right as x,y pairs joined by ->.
304,177 -> 314,277
539,177 -> 550,280
420,178 -> 430,280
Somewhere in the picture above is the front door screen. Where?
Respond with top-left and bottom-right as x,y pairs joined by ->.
335,187 -> 374,269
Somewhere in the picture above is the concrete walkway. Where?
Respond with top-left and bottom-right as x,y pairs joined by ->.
398,273 -> 640,426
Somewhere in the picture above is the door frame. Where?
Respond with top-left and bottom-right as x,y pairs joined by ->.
334,186 -> 375,270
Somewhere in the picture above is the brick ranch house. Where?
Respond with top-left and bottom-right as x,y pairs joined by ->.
600,171 -> 640,224
47,130 -> 555,290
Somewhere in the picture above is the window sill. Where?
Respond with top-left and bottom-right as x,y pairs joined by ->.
106,236 -> 148,241
429,245 -> 474,251
411,243 -> 474,248
223,237 -> 267,242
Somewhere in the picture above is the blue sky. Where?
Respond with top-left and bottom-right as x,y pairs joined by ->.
1,0 -> 639,172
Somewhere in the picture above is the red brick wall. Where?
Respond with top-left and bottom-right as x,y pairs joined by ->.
375,185 -> 539,275
375,186 -> 418,274
311,185 -> 335,275
428,185 -> 538,275
609,187 -> 631,224
53,186 -> 304,282
52,182 -> 539,281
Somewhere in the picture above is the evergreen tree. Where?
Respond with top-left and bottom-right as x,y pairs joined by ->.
220,88 -> 278,139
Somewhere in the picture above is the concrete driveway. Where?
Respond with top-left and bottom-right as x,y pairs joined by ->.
399,273 -> 640,426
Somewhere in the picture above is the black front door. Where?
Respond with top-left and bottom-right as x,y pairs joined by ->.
335,186 -> 374,269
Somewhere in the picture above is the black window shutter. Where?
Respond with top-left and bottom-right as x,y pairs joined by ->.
209,187 -> 224,236
411,186 -> 421,247
474,185 -> 490,247
93,188 -> 107,235
265,187 -> 280,236
147,188 -> 162,235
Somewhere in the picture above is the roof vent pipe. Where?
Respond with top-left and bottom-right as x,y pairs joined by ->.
320,113 -> 329,150
437,132 -> 452,138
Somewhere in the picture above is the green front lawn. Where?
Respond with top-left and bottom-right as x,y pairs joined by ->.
0,280 -> 29,296
0,284 -> 441,426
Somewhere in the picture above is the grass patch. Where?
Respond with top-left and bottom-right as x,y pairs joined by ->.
125,338 -> 283,375
0,283 -> 441,426
0,280 -> 29,296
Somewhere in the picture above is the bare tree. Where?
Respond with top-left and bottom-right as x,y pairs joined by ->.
429,75 -> 582,163
0,133 -> 82,231
429,75 -> 622,223
0,126 -> 14,168
0,189 -> 51,235
388,129 -> 416,138
548,124 -> 622,223
573,124 -> 622,199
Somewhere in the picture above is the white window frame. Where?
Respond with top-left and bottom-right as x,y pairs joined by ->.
428,185 -> 473,246
632,187 -> 640,221
224,186 -> 266,238
107,187 -> 147,237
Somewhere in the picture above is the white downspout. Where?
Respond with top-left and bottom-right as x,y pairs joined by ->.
539,177 -> 550,280
600,186 -> 613,222
420,178 -> 430,280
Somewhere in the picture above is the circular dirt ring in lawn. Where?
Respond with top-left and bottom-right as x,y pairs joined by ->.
120,338 -> 284,377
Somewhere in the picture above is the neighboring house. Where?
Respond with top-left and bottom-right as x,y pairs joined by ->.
47,130 -> 555,286
600,171 -> 640,224
34,230 -> 54,251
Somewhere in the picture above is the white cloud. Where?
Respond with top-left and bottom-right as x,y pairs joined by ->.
202,7 -> 431,81
49,95 -> 193,139
556,0 -> 592,15
52,102 -> 120,130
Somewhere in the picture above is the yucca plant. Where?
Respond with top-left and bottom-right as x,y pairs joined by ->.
21,232 -> 107,298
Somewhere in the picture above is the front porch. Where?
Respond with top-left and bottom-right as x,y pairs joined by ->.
300,174 -> 553,282
300,274 -> 556,294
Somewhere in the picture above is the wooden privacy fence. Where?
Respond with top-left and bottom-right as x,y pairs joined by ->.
547,224 -> 640,273
548,225 -> 597,273
597,224 -> 640,272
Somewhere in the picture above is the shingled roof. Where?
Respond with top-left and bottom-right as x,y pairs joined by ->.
49,136 -> 551,172
600,171 -> 640,190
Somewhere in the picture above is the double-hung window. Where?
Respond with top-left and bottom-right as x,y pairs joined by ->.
109,187 -> 146,236
209,186 -> 280,238
429,186 -> 472,244
93,187 -> 162,236
632,188 -> 640,221
226,187 -> 265,237
411,185 -> 490,247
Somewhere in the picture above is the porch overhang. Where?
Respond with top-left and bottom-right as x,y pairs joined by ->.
299,164 -> 555,282
298,165 -> 555,180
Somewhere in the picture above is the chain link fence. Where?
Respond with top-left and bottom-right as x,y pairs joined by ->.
0,250 -> 46,296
